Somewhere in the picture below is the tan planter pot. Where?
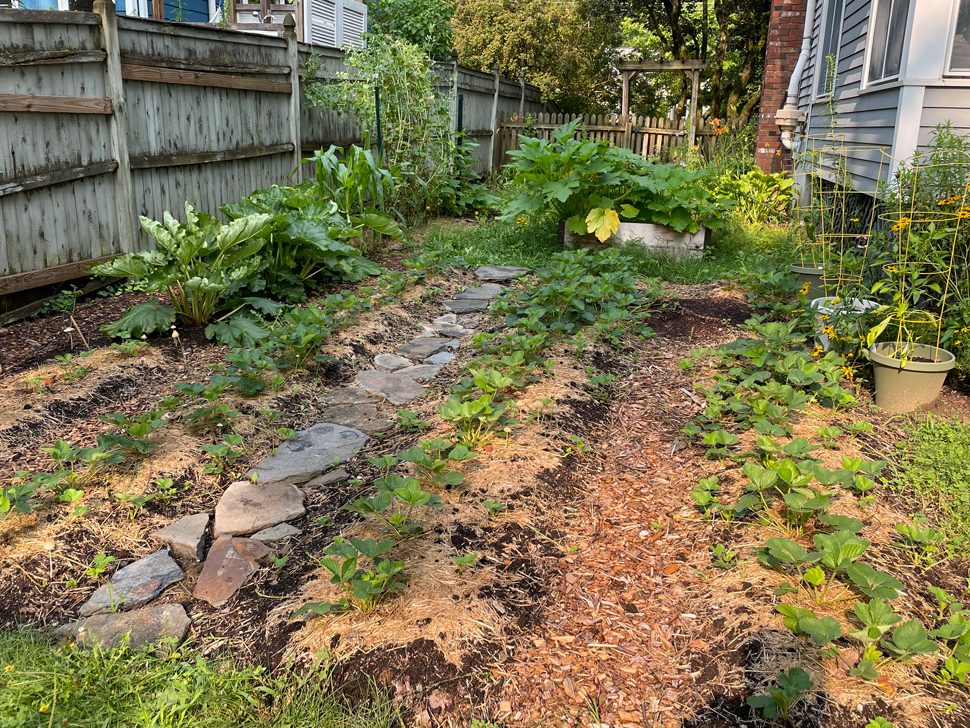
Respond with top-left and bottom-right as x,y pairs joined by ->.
869,342 -> 956,413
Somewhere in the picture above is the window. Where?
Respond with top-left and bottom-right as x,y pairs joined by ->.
868,0 -> 911,82
818,0 -> 846,95
950,0 -> 970,72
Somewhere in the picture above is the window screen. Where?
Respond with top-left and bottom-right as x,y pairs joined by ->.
951,0 -> 970,71
818,0 -> 846,94
868,0 -> 911,82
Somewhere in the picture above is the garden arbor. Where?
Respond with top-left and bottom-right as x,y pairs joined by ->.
618,59 -> 707,147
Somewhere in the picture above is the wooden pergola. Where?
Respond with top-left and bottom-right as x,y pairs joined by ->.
619,60 -> 707,147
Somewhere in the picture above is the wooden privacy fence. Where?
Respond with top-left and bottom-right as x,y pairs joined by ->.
0,6 -> 546,306
494,112 -> 728,167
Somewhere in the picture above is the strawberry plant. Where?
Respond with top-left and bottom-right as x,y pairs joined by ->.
746,667 -> 814,724
292,537 -> 406,616
343,475 -> 442,538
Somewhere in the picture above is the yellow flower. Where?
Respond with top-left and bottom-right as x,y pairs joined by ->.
812,345 -> 823,357
799,282 -> 810,295
841,366 -> 853,380
958,210 -> 970,219
892,217 -> 911,232
850,218 -> 860,222
4,665 -> 12,672
39,704 -> 49,713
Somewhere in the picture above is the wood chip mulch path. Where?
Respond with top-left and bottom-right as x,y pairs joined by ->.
492,294 -> 745,728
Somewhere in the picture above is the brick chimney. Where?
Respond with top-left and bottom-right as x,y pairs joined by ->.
754,0 -> 808,174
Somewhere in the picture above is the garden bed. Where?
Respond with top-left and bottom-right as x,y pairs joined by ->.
2,251 -> 969,727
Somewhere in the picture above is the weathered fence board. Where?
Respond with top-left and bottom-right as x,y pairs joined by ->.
0,5 -> 546,300
495,111 -> 730,167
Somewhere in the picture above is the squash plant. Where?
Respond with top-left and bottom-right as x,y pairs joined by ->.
501,118 -> 730,241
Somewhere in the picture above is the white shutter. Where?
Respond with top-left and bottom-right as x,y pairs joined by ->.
340,0 -> 367,48
308,0 -> 338,47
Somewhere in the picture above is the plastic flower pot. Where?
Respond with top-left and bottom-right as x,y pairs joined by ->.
790,264 -> 824,299
811,296 -> 880,351
869,342 -> 956,413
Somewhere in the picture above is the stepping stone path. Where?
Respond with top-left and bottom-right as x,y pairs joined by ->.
101,269 -> 535,633
318,404 -> 393,435
306,468 -> 349,487
355,370 -> 428,405
395,364 -> 442,382
455,283 -> 504,299
151,514 -> 209,562
443,299 -> 489,313
193,537 -> 271,607
424,351 -> 455,366
214,481 -> 305,537
59,604 -> 191,650
394,337 -> 459,361
246,423 -> 368,485
374,353 -> 413,372
251,523 -> 302,543
441,281 -> 510,314
79,550 -> 184,616
474,265 -> 531,281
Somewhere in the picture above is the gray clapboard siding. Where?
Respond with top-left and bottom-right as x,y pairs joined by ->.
797,0 -> 896,192
0,7 -> 545,294
919,87 -> 970,145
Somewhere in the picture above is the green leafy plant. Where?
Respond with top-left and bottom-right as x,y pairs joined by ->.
93,204 -> 272,328
746,667 -> 814,723
710,543 -> 737,569
501,118 -> 730,241
483,500 -> 507,518
452,553 -> 479,576
343,474 -> 443,538
292,537 -> 406,616
892,520 -> 944,568
395,409 -> 430,433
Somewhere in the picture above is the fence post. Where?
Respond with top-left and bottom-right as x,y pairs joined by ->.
449,49 -> 460,134
518,70 -> 525,116
488,63 -> 500,174
284,14 -> 302,183
94,0 -> 136,254
687,69 -> 700,148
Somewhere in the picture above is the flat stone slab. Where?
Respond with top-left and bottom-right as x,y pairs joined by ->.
251,523 -> 302,543
432,323 -> 475,337
396,364 -> 442,382
423,351 -> 456,366
474,265 -> 530,281
443,299 -> 489,313
433,314 -> 457,325
317,404 -> 394,436
247,423 -> 368,485
355,370 -> 427,405
318,387 -> 374,406
455,283 -> 504,299
214,481 -> 305,537
374,353 -> 413,372
394,337 -> 459,360
193,536 -> 270,607
79,550 -> 184,617
305,469 -> 349,487
58,604 -> 191,650
150,514 -> 209,562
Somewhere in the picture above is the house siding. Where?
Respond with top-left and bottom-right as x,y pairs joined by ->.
797,0 -> 897,192
918,87 -> 970,146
